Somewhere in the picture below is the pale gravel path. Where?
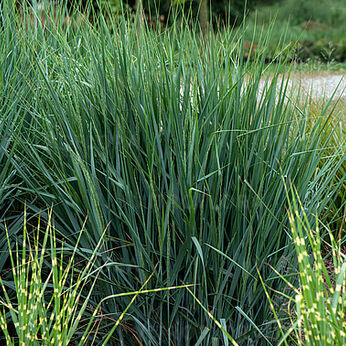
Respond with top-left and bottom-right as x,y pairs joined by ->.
180,73 -> 346,107
259,73 -> 346,101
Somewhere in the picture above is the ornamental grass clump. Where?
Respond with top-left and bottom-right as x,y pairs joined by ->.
260,188 -> 345,345
0,212 -> 104,345
288,191 -> 345,346
0,0 -> 345,343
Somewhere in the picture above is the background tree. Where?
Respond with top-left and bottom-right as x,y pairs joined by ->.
199,0 -> 209,37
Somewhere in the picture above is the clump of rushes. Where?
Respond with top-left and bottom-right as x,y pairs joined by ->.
0,211 -> 104,345
260,188 -> 346,345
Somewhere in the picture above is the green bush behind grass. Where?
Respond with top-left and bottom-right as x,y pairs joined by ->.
245,0 -> 346,63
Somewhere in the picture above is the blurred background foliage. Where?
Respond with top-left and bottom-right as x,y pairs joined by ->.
68,0 -> 270,26
61,0 -> 345,27
58,0 -> 345,63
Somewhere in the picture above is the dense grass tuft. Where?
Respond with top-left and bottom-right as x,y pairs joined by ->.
0,1 -> 344,344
